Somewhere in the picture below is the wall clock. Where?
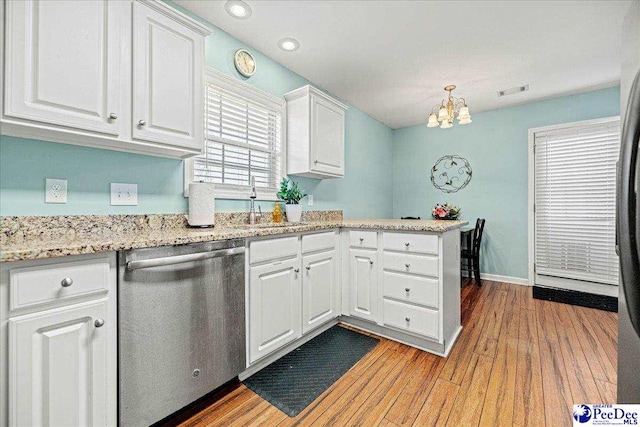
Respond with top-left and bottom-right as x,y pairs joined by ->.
430,155 -> 472,193
234,49 -> 256,77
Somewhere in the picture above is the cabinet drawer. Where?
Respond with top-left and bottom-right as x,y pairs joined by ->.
383,271 -> 439,309
349,231 -> 377,249
383,232 -> 438,255
9,258 -> 111,311
383,299 -> 439,340
302,231 -> 336,254
383,252 -> 439,278
250,236 -> 299,264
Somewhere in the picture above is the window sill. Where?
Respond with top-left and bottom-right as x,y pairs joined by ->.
184,184 -> 279,201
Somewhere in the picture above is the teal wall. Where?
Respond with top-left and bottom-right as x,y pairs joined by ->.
392,86 -> 621,280
0,2 -> 393,218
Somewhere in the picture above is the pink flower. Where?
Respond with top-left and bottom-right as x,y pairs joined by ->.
434,207 -> 446,218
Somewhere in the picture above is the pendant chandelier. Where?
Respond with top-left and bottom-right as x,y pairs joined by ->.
427,85 -> 472,129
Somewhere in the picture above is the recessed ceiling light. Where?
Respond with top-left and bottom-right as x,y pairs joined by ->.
278,38 -> 300,52
225,0 -> 252,19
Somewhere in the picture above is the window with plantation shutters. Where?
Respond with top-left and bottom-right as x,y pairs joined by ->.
533,117 -> 620,287
185,68 -> 285,199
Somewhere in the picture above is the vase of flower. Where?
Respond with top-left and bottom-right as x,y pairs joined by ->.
277,178 -> 307,223
432,203 -> 461,220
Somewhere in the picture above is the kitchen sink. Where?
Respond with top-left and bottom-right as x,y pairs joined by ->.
233,222 -> 309,229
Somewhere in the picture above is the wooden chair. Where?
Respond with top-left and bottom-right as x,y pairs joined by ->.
461,218 -> 486,285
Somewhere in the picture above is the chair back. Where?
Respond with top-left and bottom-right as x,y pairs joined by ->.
472,218 -> 486,256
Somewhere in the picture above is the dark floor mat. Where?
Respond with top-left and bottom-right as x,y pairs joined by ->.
243,325 -> 379,417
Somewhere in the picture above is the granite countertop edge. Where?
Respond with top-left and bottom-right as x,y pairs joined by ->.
1,219 -> 468,262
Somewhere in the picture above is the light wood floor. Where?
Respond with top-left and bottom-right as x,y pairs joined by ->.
166,280 -> 618,427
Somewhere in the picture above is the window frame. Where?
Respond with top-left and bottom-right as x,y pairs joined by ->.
184,67 -> 286,200
527,115 -> 620,296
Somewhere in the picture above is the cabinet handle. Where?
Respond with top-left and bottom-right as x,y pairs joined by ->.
294,268 -> 300,273
405,263 -> 410,268
109,113 -> 118,120
60,277 -> 73,287
306,266 -> 311,270
405,288 -> 410,292
405,317 -> 410,322
94,318 -> 105,328
314,159 -> 318,164
405,242 -> 410,247
138,119 -> 147,126
369,260 -> 374,265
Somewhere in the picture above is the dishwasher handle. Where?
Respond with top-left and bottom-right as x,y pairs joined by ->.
126,246 -> 245,271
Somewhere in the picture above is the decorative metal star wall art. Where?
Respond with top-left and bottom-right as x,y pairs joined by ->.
430,155 -> 472,193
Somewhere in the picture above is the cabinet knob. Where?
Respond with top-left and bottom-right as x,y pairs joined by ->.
138,119 -> 147,126
405,288 -> 410,292
359,238 -> 364,243
294,268 -> 300,273
369,260 -> 374,265
94,318 -> 105,328
306,265 -> 311,270
405,317 -> 411,322
60,277 -> 73,287
314,159 -> 318,164
405,242 -> 410,247
405,263 -> 410,268
109,113 -> 118,120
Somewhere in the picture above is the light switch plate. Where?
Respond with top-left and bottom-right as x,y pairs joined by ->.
45,178 -> 67,204
110,183 -> 138,206
308,195 -> 314,206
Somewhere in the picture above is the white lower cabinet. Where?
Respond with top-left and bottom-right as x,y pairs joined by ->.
348,248 -> 377,322
247,232 -> 339,365
248,257 -> 302,364
302,250 -> 337,334
9,300 -> 111,427
0,253 -> 117,427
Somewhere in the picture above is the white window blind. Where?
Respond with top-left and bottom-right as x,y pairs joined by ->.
534,119 -> 620,286
190,71 -> 283,197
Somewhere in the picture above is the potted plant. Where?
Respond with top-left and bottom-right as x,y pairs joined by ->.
432,203 -> 461,220
277,178 -> 307,223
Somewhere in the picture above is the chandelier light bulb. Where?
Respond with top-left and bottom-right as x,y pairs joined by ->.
427,113 -> 439,127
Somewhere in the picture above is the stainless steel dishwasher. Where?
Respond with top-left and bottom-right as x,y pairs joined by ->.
118,239 -> 246,427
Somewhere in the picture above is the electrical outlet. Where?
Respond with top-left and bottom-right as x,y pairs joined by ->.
308,195 -> 314,206
110,183 -> 138,206
45,178 -> 67,204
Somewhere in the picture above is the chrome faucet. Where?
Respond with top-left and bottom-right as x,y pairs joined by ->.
249,177 -> 262,225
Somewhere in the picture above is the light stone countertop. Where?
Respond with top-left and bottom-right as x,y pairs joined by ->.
0,215 -> 467,262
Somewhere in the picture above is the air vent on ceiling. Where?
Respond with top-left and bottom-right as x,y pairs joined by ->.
497,84 -> 529,97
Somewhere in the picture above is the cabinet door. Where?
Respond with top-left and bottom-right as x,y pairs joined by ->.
249,258 -> 301,363
8,299 -> 114,427
302,250 -> 337,334
4,0 -> 121,135
349,248 -> 378,322
132,2 -> 204,150
310,94 -> 345,176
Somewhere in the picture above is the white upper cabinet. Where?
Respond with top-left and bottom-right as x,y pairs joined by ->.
285,86 -> 347,179
132,1 -> 204,150
1,0 -> 211,159
4,0 -> 122,136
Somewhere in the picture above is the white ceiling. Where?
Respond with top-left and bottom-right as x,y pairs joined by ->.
176,0 -> 632,129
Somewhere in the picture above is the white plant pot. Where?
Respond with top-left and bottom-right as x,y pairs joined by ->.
285,204 -> 302,223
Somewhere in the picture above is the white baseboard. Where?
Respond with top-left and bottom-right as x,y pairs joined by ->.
462,271 -> 529,286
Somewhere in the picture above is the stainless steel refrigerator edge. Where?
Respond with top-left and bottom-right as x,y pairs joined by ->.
618,0 -> 640,404
118,240 -> 246,426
